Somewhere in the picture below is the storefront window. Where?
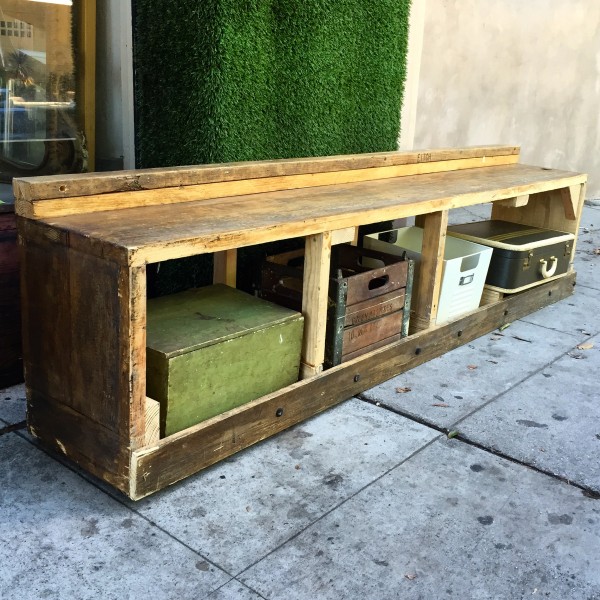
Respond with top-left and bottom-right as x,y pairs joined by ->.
0,0 -> 85,189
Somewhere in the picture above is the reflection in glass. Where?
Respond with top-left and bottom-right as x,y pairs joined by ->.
0,0 -> 84,183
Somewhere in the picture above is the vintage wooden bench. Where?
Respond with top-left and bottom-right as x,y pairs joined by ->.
14,145 -> 587,499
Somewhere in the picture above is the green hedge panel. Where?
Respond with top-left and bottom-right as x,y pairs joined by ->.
134,0 -> 411,167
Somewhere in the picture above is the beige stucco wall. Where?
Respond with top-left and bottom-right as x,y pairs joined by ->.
406,0 -> 600,198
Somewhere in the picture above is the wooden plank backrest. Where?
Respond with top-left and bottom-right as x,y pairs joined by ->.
14,146 -> 519,220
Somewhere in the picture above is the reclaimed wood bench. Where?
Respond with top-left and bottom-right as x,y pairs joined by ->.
14,145 -> 587,499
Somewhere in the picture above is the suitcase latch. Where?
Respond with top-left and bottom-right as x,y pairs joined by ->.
523,251 -> 534,270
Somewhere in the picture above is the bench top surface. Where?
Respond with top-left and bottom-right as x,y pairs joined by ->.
35,163 -> 585,265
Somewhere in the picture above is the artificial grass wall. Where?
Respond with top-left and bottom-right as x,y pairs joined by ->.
133,0 -> 412,294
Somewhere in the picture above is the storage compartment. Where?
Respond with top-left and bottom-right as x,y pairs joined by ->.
146,284 -> 304,436
364,226 -> 492,324
447,220 -> 575,293
261,244 -> 413,366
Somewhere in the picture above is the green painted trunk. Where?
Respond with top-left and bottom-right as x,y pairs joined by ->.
146,284 -> 304,437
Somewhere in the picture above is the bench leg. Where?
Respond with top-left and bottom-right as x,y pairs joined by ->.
300,231 -> 332,378
411,210 -> 448,332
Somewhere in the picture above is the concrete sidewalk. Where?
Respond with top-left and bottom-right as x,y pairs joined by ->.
1,205 -> 599,600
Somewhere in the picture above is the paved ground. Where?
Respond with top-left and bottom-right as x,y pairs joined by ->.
1,205 -> 599,600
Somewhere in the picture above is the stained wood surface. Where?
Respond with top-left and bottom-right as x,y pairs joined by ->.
130,273 -> 575,499
14,145 -> 520,206
28,392 -> 130,493
35,164 -> 586,266
19,217 -> 146,457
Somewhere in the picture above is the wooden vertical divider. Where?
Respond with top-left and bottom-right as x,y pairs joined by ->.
300,231 -> 332,378
120,265 -> 147,451
213,249 -> 238,287
411,210 -> 449,332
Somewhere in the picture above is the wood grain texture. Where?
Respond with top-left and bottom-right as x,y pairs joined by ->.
496,194 -> 529,208
14,145 -> 520,205
119,265 -> 147,450
331,227 -> 356,245
34,165 -> 586,267
411,210 -> 449,332
301,232 -> 332,378
28,392 -> 130,494
144,397 -> 161,446
559,185 -> 581,221
19,217 -> 145,465
213,249 -> 237,286
130,273 -> 575,500
491,183 -> 585,236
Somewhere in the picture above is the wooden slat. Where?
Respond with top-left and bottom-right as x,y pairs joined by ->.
17,154 -> 522,219
144,397 -> 161,446
213,249 -> 237,287
120,265 -> 147,450
130,273 -> 575,500
300,232 -> 332,378
39,165 -> 586,267
331,227 -> 356,245
13,145 -> 520,205
558,185 -> 580,220
411,210 -> 449,332
496,194 -> 529,208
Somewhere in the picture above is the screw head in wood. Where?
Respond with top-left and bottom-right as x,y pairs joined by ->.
275,408 -> 284,417
354,374 -> 361,382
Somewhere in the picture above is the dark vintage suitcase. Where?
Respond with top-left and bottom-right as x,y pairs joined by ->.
447,220 -> 575,293
261,244 -> 414,367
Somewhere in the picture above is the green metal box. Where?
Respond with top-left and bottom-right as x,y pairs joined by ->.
146,284 -> 304,437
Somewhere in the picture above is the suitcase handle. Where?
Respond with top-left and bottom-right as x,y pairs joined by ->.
539,256 -> 558,279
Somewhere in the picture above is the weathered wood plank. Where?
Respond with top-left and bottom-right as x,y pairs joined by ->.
17,155 -> 521,219
301,232 -> 332,378
28,392 -> 130,494
558,185 -> 581,220
14,145 -> 520,205
411,210 -> 449,332
18,219 -> 73,407
119,265 -> 147,450
331,227 -> 356,245
130,273 -> 575,500
35,165 -> 586,267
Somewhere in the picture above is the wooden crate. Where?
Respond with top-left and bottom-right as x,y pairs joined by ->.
261,244 -> 413,366
146,284 -> 304,436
